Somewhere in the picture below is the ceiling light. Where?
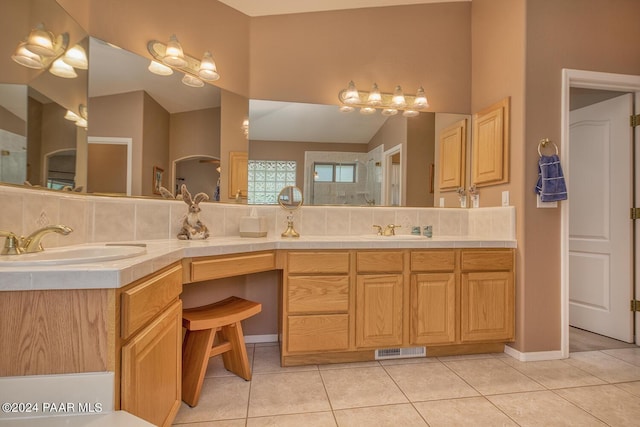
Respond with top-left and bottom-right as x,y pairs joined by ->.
198,51 -> 219,81
49,57 -> 77,78
182,74 -> 204,87
360,107 -> 376,115
163,34 -> 187,67
62,44 -> 88,69
381,108 -> 398,116
339,105 -> 354,113
11,41 -> 44,69
25,23 -> 56,57
148,60 -> 173,76
402,109 -> 419,117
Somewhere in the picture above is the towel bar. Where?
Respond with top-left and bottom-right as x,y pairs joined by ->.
538,138 -> 558,157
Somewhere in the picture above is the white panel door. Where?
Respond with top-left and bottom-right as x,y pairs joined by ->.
569,93 -> 633,342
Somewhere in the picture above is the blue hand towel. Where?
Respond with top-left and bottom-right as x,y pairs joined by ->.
535,154 -> 567,202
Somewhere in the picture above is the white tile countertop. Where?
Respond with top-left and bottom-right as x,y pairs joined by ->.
0,235 -> 516,291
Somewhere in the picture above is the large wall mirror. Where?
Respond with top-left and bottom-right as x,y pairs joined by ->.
248,100 -> 470,207
0,0 -> 471,208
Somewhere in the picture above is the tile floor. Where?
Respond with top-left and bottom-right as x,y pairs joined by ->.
173,333 -> 640,426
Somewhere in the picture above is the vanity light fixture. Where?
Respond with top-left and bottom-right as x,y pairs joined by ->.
241,118 -> 249,138
10,23 -> 82,78
338,81 -> 429,116
147,36 -> 221,87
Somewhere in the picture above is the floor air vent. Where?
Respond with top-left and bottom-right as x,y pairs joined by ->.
375,346 -> 426,360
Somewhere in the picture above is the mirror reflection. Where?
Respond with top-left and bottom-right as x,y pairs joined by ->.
278,185 -> 303,238
248,100 -> 470,207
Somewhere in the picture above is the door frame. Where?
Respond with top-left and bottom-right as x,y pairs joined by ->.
560,69 -> 640,358
382,143 -> 403,206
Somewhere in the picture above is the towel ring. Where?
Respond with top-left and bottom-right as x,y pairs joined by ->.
538,138 -> 558,157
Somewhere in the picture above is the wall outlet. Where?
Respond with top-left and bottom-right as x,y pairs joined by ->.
439,197 -> 445,207
501,191 -> 509,206
536,194 -> 558,208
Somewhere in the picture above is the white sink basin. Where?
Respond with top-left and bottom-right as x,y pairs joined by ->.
361,234 -> 425,240
0,244 -> 147,267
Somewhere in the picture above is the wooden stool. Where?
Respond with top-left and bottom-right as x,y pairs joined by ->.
181,296 -> 262,407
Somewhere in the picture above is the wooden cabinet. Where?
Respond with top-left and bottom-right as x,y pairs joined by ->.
460,250 -> 515,342
280,248 -> 514,366
438,119 -> 467,191
472,97 -> 510,187
120,263 -> 183,427
356,274 -> 404,348
283,251 -> 351,355
355,251 -> 404,348
410,273 -> 456,345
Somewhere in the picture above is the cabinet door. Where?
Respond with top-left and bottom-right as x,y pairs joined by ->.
121,299 -> 182,427
411,273 -> 456,345
356,274 -> 403,348
438,119 -> 467,191
461,271 -> 514,342
472,97 -> 510,186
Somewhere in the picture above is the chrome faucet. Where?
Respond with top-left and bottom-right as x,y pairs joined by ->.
373,224 -> 401,236
0,225 -> 73,255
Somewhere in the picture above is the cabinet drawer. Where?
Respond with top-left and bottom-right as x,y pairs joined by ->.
288,276 -> 349,313
190,251 -> 275,282
461,250 -> 513,271
121,264 -> 183,340
411,250 -> 456,272
357,251 -> 403,273
287,251 -> 350,274
287,314 -> 349,352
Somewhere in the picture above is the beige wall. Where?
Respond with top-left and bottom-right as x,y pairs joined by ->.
0,106 -> 26,136
142,93 -> 170,196
220,90 -> 249,201
170,108 -> 221,162
406,113 -> 435,207
520,0 -> 640,352
89,91 -> 144,194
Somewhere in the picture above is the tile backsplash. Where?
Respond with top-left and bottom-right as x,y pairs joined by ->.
0,185 -> 515,247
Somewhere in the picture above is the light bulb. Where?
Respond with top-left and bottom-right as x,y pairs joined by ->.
11,41 -> 44,69
148,60 -> 173,76
63,44 -> 88,69
402,109 -> 419,117
163,34 -> 187,67
198,51 -> 219,81
391,85 -> 406,108
412,86 -> 429,109
25,24 -> 55,57
367,83 -> 382,106
49,57 -> 77,78
182,74 -> 204,87
343,81 -> 360,105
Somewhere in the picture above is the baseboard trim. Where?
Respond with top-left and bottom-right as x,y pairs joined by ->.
245,334 -> 278,344
504,344 -> 565,361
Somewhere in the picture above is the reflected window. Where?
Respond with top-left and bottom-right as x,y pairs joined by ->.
248,160 -> 296,204
314,162 -> 356,183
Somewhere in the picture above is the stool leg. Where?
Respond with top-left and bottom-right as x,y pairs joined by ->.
219,322 -> 252,380
182,328 -> 215,407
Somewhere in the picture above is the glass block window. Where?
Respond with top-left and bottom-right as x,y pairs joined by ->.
248,160 -> 296,204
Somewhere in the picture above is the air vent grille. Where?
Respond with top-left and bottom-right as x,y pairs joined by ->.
375,346 -> 426,360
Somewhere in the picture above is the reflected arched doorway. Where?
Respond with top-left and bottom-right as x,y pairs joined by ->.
44,148 -> 76,189
173,155 -> 221,200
